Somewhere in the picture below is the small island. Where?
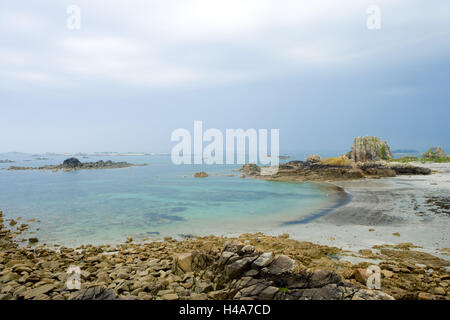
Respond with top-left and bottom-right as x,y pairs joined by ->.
6,157 -> 147,172
0,160 -> 15,164
240,137 -> 432,181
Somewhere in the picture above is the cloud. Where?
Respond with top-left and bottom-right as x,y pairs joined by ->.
0,1 -> 449,90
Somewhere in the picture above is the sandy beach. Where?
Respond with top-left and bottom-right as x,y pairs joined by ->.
269,162 -> 449,259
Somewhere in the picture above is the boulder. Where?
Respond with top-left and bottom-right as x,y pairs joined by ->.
24,284 -> 55,299
264,255 -> 295,275
225,257 -> 256,279
422,146 -> 446,159
348,136 -> 393,162
353,268 -> 369,285
193,172 -> 208,178
174,253 -> 193,273
62,157 -> 82,168
252,252 -> 274,269
239,164 -> 260,175
306,155 -> 321,163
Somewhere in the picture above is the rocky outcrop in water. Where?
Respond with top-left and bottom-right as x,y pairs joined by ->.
193,172 -> 208,178
6,158 -> 146,172
422,147 -> 447,159
347,136 -> 393,162
62,157 -> 82,168
239,160 -> 430,182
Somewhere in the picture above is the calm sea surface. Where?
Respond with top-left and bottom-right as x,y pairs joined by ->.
0,153 -> 344,246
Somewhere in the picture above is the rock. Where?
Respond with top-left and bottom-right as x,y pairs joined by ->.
306,155 -> 321,163
189,293 -> 208,300
352,289 -> 394,300
241,245 -> 255,254
225,257 -> 255,279
417,292 -> 435,300
244,269 -> 259,277
13,286 -> 27,297
96,272 -> 111,284
1,272 -> 20,283
264,255 -> 295,275
8,158 -> 139,171
174,253 -> 193,273
24,284 -> 55,299
422,146 -> 447,159
359,249 -> 373,256
207,290 -> 227,300
353,268 -> 369,285
70,286 -> 118,300
28,237 -> 39,244
12,264 -> 33,273
0,293 -> 12,300
195,281 -> 214,293
347,136 -> 393,162
258,286 -> 279,299
382,270 -> 394,279
309,270 -> 341,287
239,164 -> 260,175
432,287 -> 446,295
252,252 -> 274,268
62,158 -> 82,168
223,241 -> 245,253
162,293 -> 179,300
117,272 -> 129,280
193,172 -> 208,178
384,162 -> 431,175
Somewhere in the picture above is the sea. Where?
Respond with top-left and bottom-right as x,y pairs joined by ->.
0,151 -> 363,246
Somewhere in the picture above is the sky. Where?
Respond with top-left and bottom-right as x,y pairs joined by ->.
0,0 -> 449,154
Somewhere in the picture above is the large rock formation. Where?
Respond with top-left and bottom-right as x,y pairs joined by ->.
347,136 -> 393,162
422,147 -> 447,159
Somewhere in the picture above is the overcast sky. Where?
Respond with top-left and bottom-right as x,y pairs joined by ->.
1,0 -> 449,154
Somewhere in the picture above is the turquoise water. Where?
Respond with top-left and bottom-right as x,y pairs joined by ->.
0,154 -> 336,246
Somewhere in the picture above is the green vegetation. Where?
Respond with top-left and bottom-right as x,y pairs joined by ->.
380,146 -> 387,160
389,156 -> 419,163
278,287 -> 289,293
420,157 -> 450,163
390,156 -> 450,163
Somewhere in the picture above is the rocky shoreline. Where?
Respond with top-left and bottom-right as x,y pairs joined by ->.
5,157 -> 146,172
0,209 -> 449,300
239,160 -> 431,182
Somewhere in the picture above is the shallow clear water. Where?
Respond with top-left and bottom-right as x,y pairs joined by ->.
0,153 -> 338,246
